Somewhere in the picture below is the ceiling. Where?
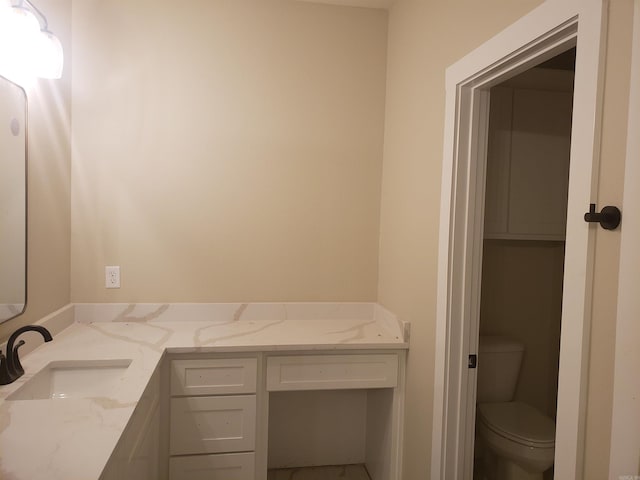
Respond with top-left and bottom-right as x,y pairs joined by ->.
293,0 -> 395,9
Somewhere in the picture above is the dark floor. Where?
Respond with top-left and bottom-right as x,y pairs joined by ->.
268,464 -> 371,480
472,459 -> 554,480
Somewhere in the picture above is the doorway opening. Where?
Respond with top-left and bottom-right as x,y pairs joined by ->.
473,48 -> 575,480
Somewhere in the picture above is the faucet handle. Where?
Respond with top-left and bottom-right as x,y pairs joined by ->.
0,352 -> 17,385
11,340 -> 26,377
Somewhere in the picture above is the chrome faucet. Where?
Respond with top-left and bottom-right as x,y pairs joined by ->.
0,325 -> 53,385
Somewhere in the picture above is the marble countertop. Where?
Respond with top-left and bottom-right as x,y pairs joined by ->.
0,303 -> 408,480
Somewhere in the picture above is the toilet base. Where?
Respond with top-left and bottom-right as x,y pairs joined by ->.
483,447 -> 545,480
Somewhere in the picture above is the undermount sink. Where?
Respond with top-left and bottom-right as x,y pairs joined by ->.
6,359 -> 132,401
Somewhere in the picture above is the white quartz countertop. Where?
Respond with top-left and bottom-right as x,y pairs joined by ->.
0,303 -> 408,480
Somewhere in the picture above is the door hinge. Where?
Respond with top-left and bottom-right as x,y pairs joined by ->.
468,354 -> 477,369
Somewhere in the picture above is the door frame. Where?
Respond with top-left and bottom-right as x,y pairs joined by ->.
432,1 -> 608,479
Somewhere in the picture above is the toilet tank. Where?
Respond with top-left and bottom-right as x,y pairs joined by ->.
477,336 -> 524,403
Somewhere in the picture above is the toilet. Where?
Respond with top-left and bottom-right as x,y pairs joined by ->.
476,336 -> 556,480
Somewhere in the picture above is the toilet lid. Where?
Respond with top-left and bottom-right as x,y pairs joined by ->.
478,401 -> 555,448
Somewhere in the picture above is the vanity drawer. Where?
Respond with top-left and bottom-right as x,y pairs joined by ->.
171,358 -> 257,396
266,354 -> 398,391
169,452 -> 255,480
170,395 -> 256,455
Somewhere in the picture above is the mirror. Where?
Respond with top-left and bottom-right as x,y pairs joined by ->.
0,75 -> 27,323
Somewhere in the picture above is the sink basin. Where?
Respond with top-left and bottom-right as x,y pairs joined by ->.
6,359 -> 132,401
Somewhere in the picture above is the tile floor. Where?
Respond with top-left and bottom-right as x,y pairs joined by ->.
268,464 -> 371,480
472,460 -> 554,480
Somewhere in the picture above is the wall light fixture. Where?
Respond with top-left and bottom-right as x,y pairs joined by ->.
0,0 -> 64,84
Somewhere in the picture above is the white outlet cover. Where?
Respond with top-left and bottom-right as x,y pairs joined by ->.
105,266 -> 120,289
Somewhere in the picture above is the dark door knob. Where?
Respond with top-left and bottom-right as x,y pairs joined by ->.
584,204 -> 621,230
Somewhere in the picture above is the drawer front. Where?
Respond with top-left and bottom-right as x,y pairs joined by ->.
169,453 -> 255,480
266,354 -> 398,391
170,395 -> 256,455
171,358 -> 257,396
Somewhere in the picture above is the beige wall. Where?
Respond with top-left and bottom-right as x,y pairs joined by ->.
0,0 -> 72,342
70,0 -> 387,303
378,0 -> 634,477
377,1 -> 544,477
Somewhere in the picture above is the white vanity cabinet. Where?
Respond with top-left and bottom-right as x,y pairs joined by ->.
484,82 -> 573,241
167,358 -> 258,480
265,352 -> 405,480
100,368 -> 161,480
158,350 -> 405,480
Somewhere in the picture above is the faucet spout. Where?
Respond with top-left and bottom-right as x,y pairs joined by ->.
1,325 -> 53,384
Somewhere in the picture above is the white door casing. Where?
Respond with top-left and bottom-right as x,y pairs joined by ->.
433,0 -> 608,479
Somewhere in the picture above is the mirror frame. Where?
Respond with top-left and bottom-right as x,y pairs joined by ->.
0,74 -> 28,324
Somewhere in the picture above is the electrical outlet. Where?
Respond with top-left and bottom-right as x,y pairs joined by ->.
105,266 -> 121,289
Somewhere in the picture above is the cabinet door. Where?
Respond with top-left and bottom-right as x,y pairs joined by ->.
507,88 -> 572,237
484,87 -> 513,237
169,453 -> 255,480
484,85 -> 572,240
100,370 -> 160,480
170,395 -> 256,455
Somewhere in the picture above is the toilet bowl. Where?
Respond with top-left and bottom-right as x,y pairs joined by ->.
476,336 -> 556,480
477,401 -> 555,480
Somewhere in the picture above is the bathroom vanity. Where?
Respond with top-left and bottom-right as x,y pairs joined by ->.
0,303 -> 408,480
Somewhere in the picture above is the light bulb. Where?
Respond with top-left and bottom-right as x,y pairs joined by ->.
9,6 -> 41,38
0,0 -> 11,17
35,30 -> 63,78
0,3 -> 12,57
1,7 -> 40,80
